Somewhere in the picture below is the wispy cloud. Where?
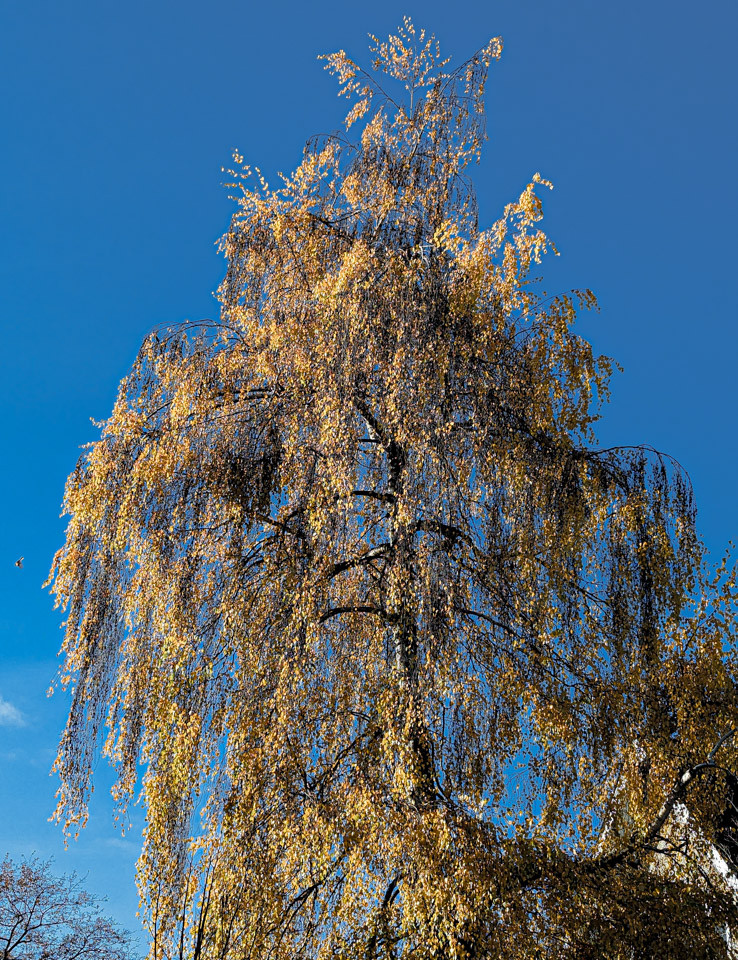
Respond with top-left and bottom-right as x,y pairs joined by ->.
0,696 -> 24,727
105,837 -> 138,853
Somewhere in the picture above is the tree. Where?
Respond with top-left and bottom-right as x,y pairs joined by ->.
0,855 -> 136,959
48,20 -> 738,959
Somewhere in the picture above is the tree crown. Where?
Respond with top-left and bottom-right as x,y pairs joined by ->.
0,855 -> 135,960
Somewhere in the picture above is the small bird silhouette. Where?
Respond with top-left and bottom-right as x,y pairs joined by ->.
14,557 -> 23,568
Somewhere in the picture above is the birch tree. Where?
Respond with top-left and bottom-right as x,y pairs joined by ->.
49,20 -> 738,959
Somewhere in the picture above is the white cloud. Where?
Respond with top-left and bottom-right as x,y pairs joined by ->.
105,837 -> 138,853
0,696 -> 24,727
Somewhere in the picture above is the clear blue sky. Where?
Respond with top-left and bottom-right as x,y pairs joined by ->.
1,0 -> 736,944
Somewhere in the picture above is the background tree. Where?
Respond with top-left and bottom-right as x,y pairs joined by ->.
48,20 -> 738,959
0,855 -> 136,960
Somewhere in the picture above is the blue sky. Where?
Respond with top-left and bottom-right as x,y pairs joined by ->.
1,0 -> 736,944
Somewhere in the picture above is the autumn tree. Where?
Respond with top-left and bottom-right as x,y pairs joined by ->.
48,20 -> 738,959
0,855 -> 136,960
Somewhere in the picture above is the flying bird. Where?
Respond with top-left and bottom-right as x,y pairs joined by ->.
14,557 -> 23,568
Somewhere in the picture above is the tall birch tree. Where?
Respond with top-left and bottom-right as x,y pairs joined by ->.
49,20 -> 738,959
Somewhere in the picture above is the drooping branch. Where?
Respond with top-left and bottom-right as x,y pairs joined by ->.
318,605 -> 394,624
